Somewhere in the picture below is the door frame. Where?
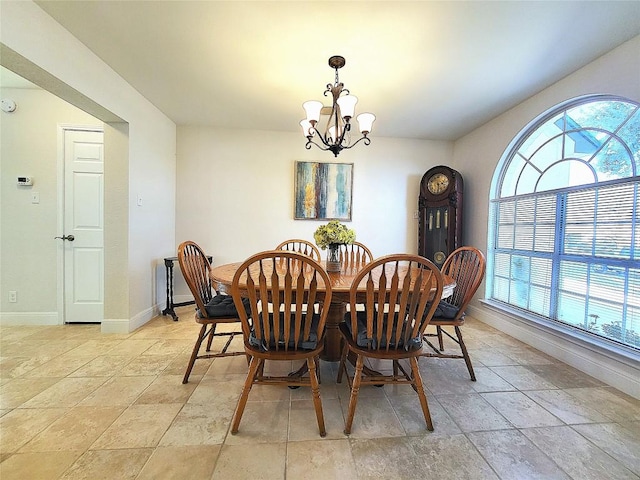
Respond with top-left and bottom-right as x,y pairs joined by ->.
56,124 -> 105,325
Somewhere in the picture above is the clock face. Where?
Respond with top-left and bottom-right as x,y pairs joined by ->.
427,173 -> 449,195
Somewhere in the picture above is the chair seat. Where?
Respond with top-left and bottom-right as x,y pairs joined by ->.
339,323 -> 424,360
433,300 -> 459,319
429,314 -> 466,326
198,294 -> 251,318
248,312 -> 321,351
243,341 -> 324,361
343,311 -> 423,351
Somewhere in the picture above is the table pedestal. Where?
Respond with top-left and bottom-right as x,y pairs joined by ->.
320,301 -> 346,362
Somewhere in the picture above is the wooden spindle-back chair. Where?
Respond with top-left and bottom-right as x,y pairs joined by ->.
230,250 -> 333,437
177,241 -> 246,384
337,254 -> 443,434
421,246 -> 486,380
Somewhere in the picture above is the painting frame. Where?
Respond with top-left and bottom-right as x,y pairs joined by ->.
294,161 -> 353,221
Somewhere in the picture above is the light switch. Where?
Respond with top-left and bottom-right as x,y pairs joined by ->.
31,192 -> 40,204
137,194 -> 143,206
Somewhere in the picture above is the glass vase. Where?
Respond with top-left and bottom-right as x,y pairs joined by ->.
326,243 -> 342,272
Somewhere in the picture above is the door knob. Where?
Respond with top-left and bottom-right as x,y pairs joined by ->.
54,235 -> 75,241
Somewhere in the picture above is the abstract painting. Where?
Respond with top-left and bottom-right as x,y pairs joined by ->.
294,161 -> 353,220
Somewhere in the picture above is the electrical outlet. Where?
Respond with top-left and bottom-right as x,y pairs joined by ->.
9,291 -> 17,303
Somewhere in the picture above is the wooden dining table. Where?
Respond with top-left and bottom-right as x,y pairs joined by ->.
210,259 -> 456,362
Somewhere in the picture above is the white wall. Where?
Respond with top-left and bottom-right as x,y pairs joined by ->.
453,35 -> 640,257
0,88 -> 101,323
452,35 -> 640,398
175,127 -> 453,267
0,1 -> 177,332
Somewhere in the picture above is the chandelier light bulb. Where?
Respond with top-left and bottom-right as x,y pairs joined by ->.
328,125 -> 342,143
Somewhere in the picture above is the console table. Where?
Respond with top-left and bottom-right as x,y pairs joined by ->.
162,255 -> 212,321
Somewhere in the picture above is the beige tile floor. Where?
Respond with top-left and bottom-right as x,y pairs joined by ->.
1,307 -> 639,479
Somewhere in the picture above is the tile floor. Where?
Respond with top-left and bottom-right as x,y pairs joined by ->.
1,307 -> 639,479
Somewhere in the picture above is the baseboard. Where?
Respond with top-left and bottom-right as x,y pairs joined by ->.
173,294 -> 194,304
129,304 -> 160,332
101,302 -> 163,334
0,312 -> 59,326
2,303 -> 165,334
469,302 -> 640,399
101,318 -> 130,334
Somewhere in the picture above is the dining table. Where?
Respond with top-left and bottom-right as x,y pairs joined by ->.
210,256 -> 456,362
210,257 -> 456,362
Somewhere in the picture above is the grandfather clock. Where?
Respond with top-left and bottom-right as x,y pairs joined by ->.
418,166 -> 463,267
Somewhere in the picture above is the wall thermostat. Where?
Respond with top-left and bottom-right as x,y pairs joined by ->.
17,176 -> 33,186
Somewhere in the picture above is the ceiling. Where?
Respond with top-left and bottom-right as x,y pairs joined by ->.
23,1 -> 640,140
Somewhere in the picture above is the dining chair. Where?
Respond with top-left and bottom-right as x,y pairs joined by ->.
338,241 -> 374,270
337,254 -> 443,434
177,241 -> 248,384
421,246 -> 486,381
275,239 -> 321,262
230,250 -> 333,437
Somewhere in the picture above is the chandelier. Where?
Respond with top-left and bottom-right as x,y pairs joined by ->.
300,56 -> 375,157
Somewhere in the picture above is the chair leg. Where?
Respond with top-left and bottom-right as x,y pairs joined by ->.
205,323 -> 217,352
409,356 -> 433,431
231,356 -> 262,434
182,324 -> 209,384
307,357 -> 326,437
437,325 -> 444,351
455,326 -> 476,381
336,339 -> 349,384
344,353 -> 364,435
315,356 -> 322,384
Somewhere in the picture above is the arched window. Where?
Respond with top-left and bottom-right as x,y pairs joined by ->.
487,95 -> 639,351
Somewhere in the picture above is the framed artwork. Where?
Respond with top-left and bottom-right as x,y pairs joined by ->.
294,161 -> 353,220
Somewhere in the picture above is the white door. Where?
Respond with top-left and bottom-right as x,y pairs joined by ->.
62,129 -> 104,323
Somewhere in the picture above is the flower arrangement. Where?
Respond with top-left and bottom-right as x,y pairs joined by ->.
313,220 -> 356,249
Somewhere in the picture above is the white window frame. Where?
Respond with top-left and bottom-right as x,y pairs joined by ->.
486,94 -> 639,355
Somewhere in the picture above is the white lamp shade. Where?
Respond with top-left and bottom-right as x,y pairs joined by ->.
299,119 -> 314,137
303,100 -> 323,122
357,113 -> 376,134
328,125 -> 342,143
336,95 -> 358,119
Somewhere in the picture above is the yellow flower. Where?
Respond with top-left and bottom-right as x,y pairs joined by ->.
313,220 -> 356,249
